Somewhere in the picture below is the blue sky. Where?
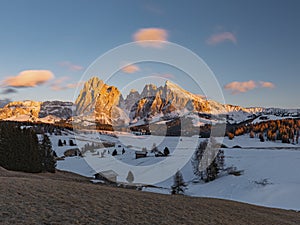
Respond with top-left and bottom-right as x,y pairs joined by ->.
0,0 -> 299,108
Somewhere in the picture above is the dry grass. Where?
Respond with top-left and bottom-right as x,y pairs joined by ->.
1,167 -> 299,225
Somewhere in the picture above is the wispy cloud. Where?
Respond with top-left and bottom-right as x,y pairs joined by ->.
207,32 -> 237,45
224,80 -> 275,94
50,76 -> 70,91
133,28 -> 168,47
157,74 -> 175,79
50,76 -> 84,91
259,81 -> 275,88
59,61 -> 84,71
2,70 -> 54,88
122,64 -> 140,74
65,81 -> 85,89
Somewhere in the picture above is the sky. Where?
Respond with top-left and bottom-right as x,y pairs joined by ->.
0,0 -> 299,108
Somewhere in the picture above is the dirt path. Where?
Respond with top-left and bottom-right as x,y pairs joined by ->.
1,168 -> 299,225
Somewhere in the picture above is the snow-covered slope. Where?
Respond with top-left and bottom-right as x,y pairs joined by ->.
52,131 -> 300,210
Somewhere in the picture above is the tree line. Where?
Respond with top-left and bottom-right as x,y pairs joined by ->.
0,121 -> 56,173
227,118 -> 300,144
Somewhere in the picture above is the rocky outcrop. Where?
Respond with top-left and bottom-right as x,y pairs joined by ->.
124,89 -> 140,111
129,80 -> 217,120
0,100 -> 74,122
75,77 -> 105,115
0,100 -> 41,120
75,77 -> 125,124
39,101 -> 74,119
74,78 -> 229,125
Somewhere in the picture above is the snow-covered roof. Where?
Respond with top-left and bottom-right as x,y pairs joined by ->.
97,170 -> 118,177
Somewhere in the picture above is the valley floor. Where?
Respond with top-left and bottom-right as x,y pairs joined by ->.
1,168 -> 300,225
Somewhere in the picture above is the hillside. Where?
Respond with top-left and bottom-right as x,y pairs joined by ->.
1,168 -> 299,225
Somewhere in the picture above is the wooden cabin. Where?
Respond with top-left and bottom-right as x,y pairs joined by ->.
94,170 -> 118,183
135,151 -> 147,159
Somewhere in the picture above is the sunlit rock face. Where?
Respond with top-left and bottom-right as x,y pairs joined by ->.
0,100 -> 74,122
75,77 -> 126,125
0,100 -> 41,120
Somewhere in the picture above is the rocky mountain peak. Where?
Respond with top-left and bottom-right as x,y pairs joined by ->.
75,77 -> 106,115
141,84 -> 157,98
75,77 -> 123,124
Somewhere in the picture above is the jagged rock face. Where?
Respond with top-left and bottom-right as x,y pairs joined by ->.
129,81 -> 213,120
140,84 -> 158,98
75,77 -> 123,124
0,100 -> 74,122
39,101 -> 74,119
0,100 -> 41,120
75,77 -> 300,127
75,77 -> 104,115
124,89 -> 140,111
94,85 -> 121,123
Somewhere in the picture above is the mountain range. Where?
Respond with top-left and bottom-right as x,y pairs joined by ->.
0,77 -> 299,126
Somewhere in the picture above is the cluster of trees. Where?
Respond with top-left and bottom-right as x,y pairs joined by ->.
0,121 -> 72,135
0,122 -> 56,173
150,143 -> 170,157
58,139 -> 76,146
172,138 -> 226,195
191,138 -> 225,182
227,119 -> 300,144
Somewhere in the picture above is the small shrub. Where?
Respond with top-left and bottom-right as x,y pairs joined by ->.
163,147 -> 170,156
112,149 -> 117,156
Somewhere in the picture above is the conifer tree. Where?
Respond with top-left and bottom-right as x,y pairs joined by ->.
40,134 -> 56,173
126,170 -> 134,183
163,147 -> 170,156
171,170 -> 187,194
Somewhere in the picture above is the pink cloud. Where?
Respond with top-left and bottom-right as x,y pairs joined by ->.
207,32 -> 237,45
50,77 -> 84,91
133,28 -> 168,47
224,80 -> 256,94
59,61 -> 84,71
122,64 -> 140,74
159,74 -> 175,79
50,76 -> 70,91
259,81 -> 275,88
2,70 -> 54,88
66,81 -> 85,89
224,80 -> 275,94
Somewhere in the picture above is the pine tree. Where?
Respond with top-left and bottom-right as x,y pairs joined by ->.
205,159 -> 218,182
171,170 -> 187,195
259,133 -> 265,142
58,139 -> 63,146
215,149 -> 225,171
112,149 -> 117,156
69,139 -> 76,146
40,134 -> 56,173
191,139 -> 208,177
163,147 -> 170,156
126,170 -> 134,183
